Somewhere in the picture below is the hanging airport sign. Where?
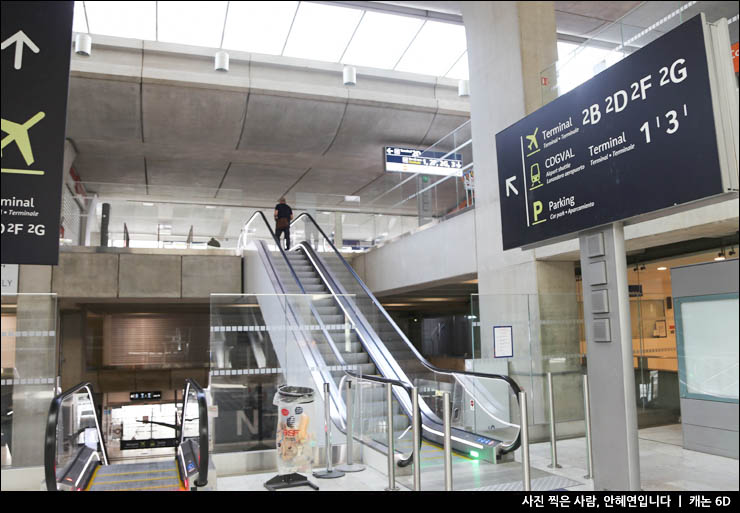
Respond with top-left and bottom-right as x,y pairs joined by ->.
495,14 -> 738,251
384,146 -> 463,177
1,1 -> 74,265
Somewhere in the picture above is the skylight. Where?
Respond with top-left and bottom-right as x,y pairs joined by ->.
282,2 -> 364,62
84,1 -> 156,40
73,1 -> 88,33
158,1 -> 228,48
395,20 -> 467,76
341,11 -> 424,69
72,1 -> 470,80
222,1 -> 298,55
444,51 -> 469,80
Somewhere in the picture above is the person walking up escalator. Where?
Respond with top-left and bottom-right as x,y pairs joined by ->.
274,197 -> 293,250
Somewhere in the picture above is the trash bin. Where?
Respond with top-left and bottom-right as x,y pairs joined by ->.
273,385 -> 316,476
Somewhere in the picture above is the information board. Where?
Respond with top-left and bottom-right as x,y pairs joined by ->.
493,325 -> 514,358
495,15 -> 734,250
384,146 -> 463,177
1,1 -> 74,265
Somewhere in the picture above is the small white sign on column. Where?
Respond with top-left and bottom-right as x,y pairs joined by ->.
493,325 -> 514,358
1,264 -> 19,294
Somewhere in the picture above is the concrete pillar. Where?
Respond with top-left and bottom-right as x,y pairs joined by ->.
334,212 -> 343,248
10,266 -> 57,467
462,2 -> 581,434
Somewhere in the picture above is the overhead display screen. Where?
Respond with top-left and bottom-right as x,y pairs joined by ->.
384,146 -> 463,177
495,14 -> 733,251
130,391 -> 162,401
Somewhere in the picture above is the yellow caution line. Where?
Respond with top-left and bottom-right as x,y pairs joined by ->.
95,469 -> 177,478
1,168 -> 45,175
94,476 -> 179,486
119,483 -> 184,491
85,466 -> 101,491
420,440 -> 474,461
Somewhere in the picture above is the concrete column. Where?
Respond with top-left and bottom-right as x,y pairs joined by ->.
10,266 -> 57,467
334,212 -> 343,248
462,2 -> 581,434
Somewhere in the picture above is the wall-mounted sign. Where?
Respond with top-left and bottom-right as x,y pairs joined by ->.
1,263 -> 18,294
130,391 -> 162,401
1,1 -> 74,265
495,14 -> 737,251
493,325 -> 514,358
384,146 -> 463,177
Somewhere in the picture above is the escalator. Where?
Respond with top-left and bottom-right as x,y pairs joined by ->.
241,211 -> 522,465
44,379 -> 208,491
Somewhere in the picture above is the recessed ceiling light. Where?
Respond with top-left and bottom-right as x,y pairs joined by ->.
657,266 -> 667,271
142,202 -> 154,206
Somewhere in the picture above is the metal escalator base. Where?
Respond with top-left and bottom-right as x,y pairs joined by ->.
86,460 -> 184,491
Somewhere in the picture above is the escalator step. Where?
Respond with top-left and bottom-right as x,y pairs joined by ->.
87,461 -> 183,492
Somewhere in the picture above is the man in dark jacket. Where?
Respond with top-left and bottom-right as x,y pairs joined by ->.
274,197 -> 293,250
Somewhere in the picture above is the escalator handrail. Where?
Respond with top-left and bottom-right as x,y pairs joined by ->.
344,370 -> 412,395
290,212 -> 523,394
180,378 -> 209,487
44,381 -> 108,491
291,212 -> 522,453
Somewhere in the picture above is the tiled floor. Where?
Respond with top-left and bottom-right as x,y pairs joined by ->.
525,424 -> 739,492
217,424 -> 740,492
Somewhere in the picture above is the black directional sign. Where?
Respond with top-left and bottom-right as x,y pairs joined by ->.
1,1 -> 74,265
496,14 -> 732,251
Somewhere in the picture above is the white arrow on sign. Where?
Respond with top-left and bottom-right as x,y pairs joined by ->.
505,176 -> 519,197
1,30 -> 40,70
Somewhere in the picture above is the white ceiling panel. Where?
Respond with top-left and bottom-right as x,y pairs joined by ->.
84,1 -> 156,40
222,1 -> 298,55
238,94 -> 345,154
282,2 -> 364,62
220,163 -> 307,201
66,77 -> 142,141
341,11 -> 424,69
146,159 -> 229,189
142,84 -> 246,148
395,20 -> 466,76
158,1 -> 228,48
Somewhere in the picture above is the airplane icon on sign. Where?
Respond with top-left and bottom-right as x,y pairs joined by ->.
526,127 -> 539,152
1,111 -> 46,166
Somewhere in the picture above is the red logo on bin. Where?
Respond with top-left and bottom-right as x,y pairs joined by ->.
281,408 -> 289,416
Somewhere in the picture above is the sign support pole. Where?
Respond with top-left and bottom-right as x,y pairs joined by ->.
578,222 -> 640,490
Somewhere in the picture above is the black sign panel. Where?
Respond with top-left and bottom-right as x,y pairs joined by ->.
1,1 -> 74,265
130,391 -> 162,401
120,438 -> 178,450
496,15 -> 726,250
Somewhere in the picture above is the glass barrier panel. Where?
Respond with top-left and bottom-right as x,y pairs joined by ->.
209,293 -> 358,456
1,293 -> 58,470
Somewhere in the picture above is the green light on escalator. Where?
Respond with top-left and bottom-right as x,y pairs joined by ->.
470,450 -> 479,458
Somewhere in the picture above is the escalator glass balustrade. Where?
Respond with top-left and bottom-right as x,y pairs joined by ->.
44,379 -> 208,491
